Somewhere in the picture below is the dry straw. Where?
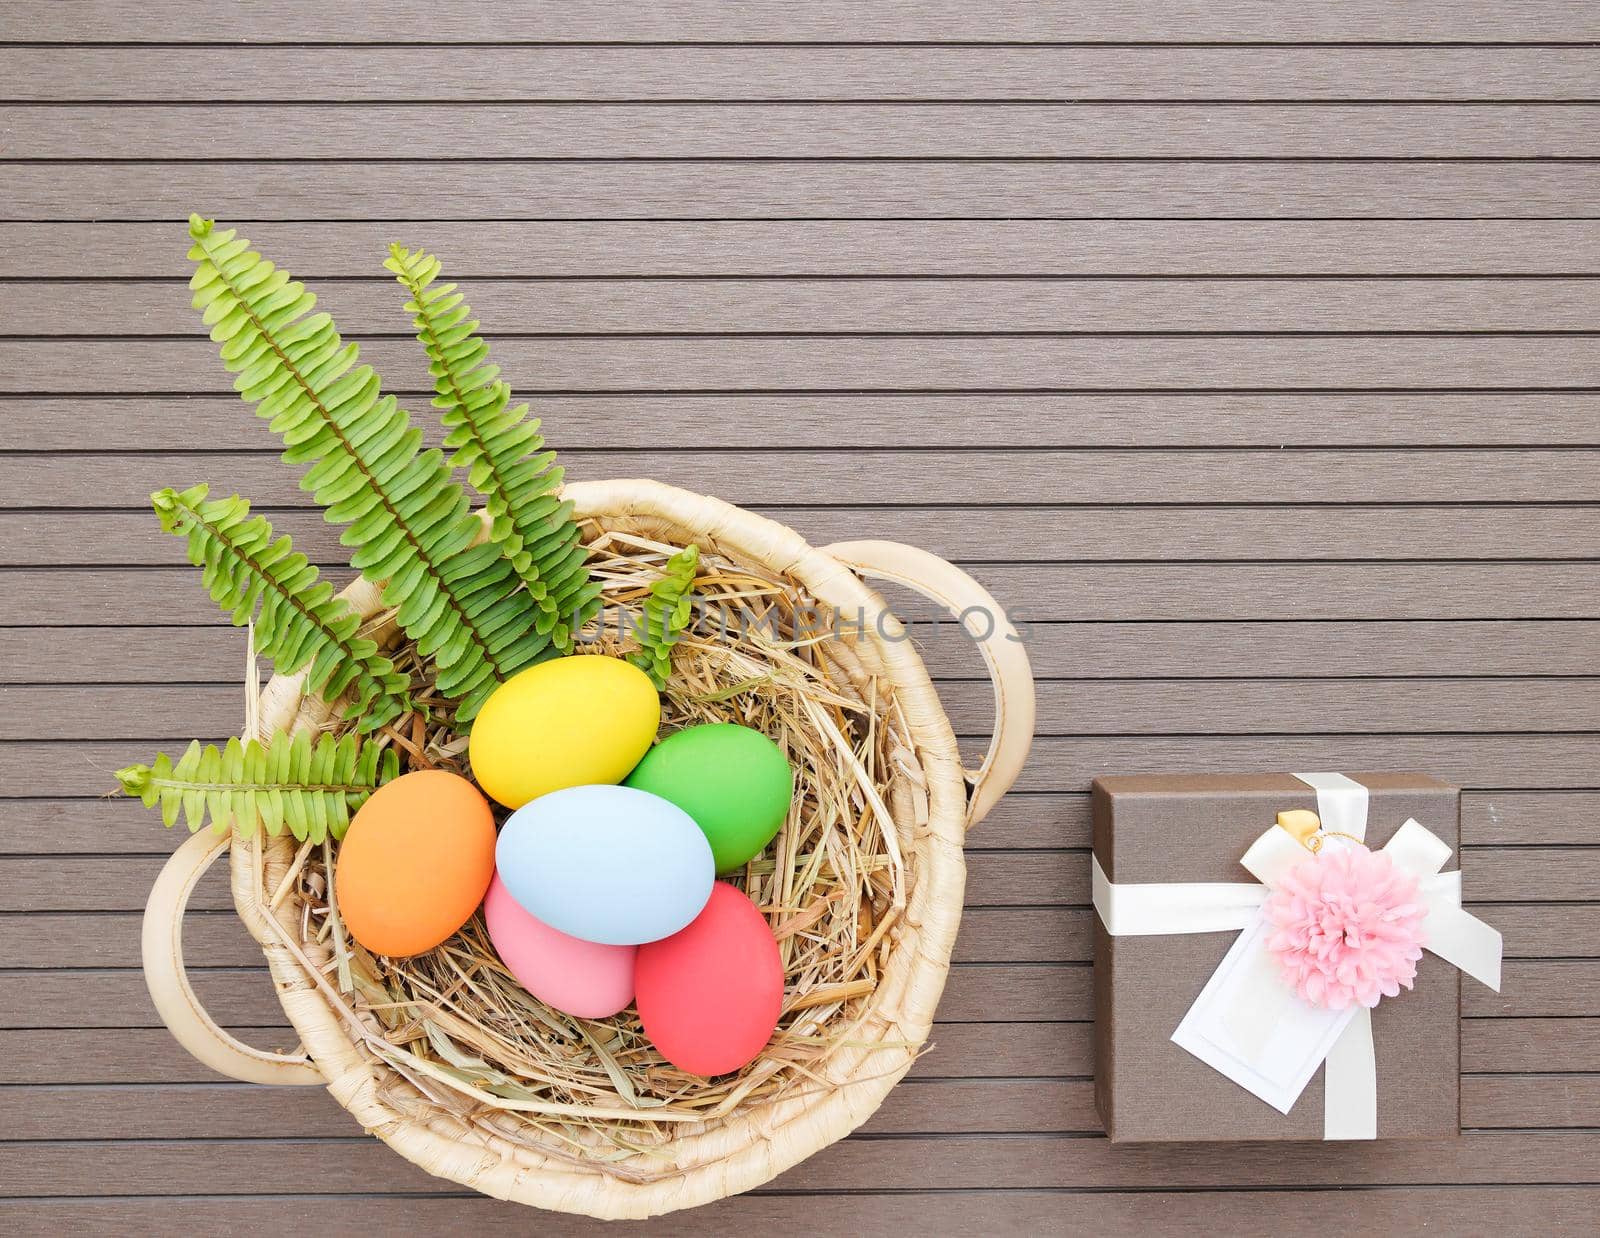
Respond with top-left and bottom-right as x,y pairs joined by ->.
151,479 -> 1030,1218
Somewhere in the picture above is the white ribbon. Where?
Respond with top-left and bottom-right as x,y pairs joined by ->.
1092,772 -> 1503,1140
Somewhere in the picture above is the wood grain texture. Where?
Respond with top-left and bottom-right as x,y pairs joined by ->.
12,103 -> 1600,159
6,788 -> 1599,856
4,848 -> 1591,916
1464,1020 -> 1600,1073
7,1191 -> 1599,1238
10,336 -> 1600,394
0,787 -> 1586,863
10,506 -> 1600,569
0,959 -> 1584,1031
9,563 -> 1600,626
13,160 -> 1596,220
7,620 -> 1600,683
7,394 -> 1595,450
2,1133 -> 1597,1198
1,1018 -> 1595,1085
4,1 -> 1596,43
4,5 -> 1597,1228
9,221 -> 1600,278
6,736 -> 1598,799
8,1191 -> 1600,1238
13,677 -> 1600,740
8,451 -> 1600,510
3,901 -> 1591,969
7,46 -> 1600,103
0,853 -> 1018,914
18,278 -> 1600,336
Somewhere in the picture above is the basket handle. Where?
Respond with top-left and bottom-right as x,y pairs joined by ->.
823,539 -> 1036,829
142,827 -> 324,1086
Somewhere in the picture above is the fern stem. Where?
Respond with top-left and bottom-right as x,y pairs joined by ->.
402,267 -> 533,576
117,732 -> 398,842
387,244 -> 599,651
629,543 -> 700,688
137,777 -> 375,795
191,225 -> 511,682
155,485 -> 405,722
412,321 -> 527,570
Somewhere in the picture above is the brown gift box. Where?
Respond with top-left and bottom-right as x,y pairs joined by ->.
1092,771 -> 1461,1144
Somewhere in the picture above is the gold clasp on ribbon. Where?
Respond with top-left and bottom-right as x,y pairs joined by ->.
1275,808 -> 1365,854
1276,808 -> 1323,849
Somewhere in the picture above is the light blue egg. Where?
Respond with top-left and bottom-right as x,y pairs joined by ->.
495,784 -> 715,946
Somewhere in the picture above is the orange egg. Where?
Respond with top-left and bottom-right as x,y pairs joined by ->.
335,770 -> 495,958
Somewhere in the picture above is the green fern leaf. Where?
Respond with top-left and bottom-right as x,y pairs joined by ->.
385,244 -> 602,651
152,484 -> 411,731
628,544 -> 700,689
115,731 -> 399,843
185,216 -> 550,722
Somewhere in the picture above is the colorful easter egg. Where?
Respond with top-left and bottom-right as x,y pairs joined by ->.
495,784 -> 714,946
468,655 -> 661,809
635,882 -> 784,1076
625,723 -> 794,873
483,874 -> 635,1019
335,770 -> 495,958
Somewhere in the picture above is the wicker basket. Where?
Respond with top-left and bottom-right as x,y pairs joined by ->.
142,478 -> 1034,1219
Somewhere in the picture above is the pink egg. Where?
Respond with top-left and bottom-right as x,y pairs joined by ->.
484,874 -> 636,1019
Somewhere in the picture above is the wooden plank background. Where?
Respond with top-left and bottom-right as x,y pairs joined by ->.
1,2 -> 1597,1233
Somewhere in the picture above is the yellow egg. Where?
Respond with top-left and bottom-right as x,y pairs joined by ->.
468,655 -> 661,809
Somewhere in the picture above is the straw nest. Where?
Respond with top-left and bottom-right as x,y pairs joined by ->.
240,511 -> 931,1181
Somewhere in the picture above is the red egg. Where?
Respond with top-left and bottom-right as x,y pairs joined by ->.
635,882 -> 783,1076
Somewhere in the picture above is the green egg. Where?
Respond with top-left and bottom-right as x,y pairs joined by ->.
625,723 -> 794,874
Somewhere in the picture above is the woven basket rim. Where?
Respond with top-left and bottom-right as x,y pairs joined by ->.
226,477 -> 972,1220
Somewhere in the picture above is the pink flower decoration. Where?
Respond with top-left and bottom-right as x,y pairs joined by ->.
1263,845 -> 1428,1011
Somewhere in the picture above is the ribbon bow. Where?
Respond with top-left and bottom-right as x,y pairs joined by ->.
1092,772 -> 1503,1140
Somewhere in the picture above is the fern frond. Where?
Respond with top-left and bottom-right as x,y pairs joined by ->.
385,244 -> 602,651
152,484 -> 411,731
115,731 -> 399,843
628,544 -> 700,689
185,216 -> 551,721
